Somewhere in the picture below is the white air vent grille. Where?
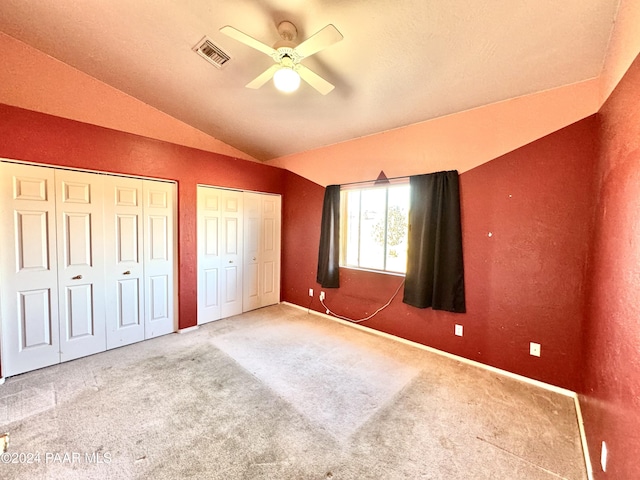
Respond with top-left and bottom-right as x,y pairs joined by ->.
193,37 -> 231,69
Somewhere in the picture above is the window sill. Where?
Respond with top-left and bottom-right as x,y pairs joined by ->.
339,265 -> 406,278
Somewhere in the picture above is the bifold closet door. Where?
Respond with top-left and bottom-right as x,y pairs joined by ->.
1,162 -> 177,377
243,192 -> 281,312
258,194 -> 281,308
143,181 -> 175,338
196,186 -> 243,324
197,186 -> 222,324
0,163 -> 61,377
104,176 -> 145,349
219,190 -> 243,319
56,169 -> 107,362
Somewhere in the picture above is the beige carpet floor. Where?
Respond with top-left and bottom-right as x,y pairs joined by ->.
0,303 -> 588,479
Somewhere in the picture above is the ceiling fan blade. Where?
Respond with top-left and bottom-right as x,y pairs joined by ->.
220,25 -> 277,56
294,24 -> 343,59
246,64 -> 280,89
297,64 -> 335,95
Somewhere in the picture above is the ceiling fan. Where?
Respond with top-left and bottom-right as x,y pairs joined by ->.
220,21 -> 343,95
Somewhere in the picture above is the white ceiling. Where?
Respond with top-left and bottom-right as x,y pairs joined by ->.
0,0 -> 620,161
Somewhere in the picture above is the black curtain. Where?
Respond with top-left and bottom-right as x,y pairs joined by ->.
403,170 -> 466,312
316,185 -> 340,288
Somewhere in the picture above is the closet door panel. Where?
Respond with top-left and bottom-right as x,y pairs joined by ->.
104,176 -> 145,349
260,195 -> 281,307
204,269 -> 219,306
197,187 -> 222,324
0,163 -> 60,376
56,170 -> 106,362
149,216 -> 169,260
65,284 -> 95,337
143,181 -> 175,338
17,211 -> 50,270
242,193 -> 261,312
263,261 -> 275,296
18,289 -> 53,347
220,192 -> 243,318
197,187 -> 244,323
243,192 -> 281,312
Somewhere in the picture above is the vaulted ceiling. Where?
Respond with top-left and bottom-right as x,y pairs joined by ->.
0,0 -> 621,163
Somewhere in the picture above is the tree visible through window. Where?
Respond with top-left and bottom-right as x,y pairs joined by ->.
340,183 -> 409,273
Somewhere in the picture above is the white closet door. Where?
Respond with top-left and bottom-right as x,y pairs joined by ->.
220,190 -> 243,318
260,194 -> 281,307
56,169 -> 107,362
0,163 -> 61,376
143,181 -> 175,338
243,192 -> 261,312
104,176 -> 145,349
197,186 -> 222,324
243,192 -> 281,312
197,186 -> 243,324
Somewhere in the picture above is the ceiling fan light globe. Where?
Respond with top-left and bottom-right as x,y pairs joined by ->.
273,67 -> 301,93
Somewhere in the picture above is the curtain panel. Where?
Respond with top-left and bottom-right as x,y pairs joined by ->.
403,171 -> 466,313
316,184 -> 340,288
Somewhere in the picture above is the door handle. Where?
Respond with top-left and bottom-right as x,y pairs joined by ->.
252,257 -> 256,261
228,260 -> 233,264
123,270 -> 131,275
72,275 -> 83,280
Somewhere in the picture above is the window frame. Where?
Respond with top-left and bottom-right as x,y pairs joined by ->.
339,180 -> 410,276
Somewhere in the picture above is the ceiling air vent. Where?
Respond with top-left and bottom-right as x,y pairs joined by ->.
193,36 -> 231,69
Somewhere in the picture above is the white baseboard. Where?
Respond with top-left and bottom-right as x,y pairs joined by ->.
283,301 -> 574,396
574,395 -> 594,480
177,325 -> 199,334
0,377 -> 4,385
281,301 -> 593,476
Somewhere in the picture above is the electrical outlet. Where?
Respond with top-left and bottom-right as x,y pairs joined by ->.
454,324 -> 463,336
309,288 -> 313,297
530,342 -> 541,357
320,291 -> 325,301
601,441 -> 608,472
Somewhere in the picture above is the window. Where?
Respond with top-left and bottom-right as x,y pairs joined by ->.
340,183 -> 410,274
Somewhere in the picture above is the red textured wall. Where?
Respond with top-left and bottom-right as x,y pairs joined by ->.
281,170 -> 325,305
282,118 -> 598,392
581,53 -> 640,480
0,103 -> 285,334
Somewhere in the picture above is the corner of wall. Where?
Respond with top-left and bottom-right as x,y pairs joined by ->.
598,0 -> 640,106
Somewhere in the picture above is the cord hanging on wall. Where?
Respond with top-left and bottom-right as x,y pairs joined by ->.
321,279 -> 405,323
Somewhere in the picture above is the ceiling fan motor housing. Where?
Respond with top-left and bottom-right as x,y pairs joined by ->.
277,21 -> 298,41
274,21 -> 298,51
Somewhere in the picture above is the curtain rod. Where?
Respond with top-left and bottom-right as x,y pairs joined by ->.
337,174 -> 409,188
336,169 -> 458,187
